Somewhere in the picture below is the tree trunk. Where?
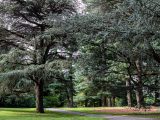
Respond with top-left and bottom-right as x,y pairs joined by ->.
102,96 -> 107,107
85,99 -> 88,107
69,82 -> 74,107
66,75 -> 74,107
66,87 -> 74,107
135,85 -> 143,109
93,100 -> 96,107
135,60 -> 143,109
107,97 -> 112,107
111,96 -> 115,107
99,99 -> 102,107
66,55 -> 74,108
155,91 -> 159,103
155,80 -> 159,103
126,79 -> 132,107
35,81 -> 44,113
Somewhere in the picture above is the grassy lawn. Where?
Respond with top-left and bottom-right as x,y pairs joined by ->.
0,108 -> 105,120
62,107 -> 160,119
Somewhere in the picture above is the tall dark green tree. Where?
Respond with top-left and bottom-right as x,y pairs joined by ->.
0,0 -> 76,113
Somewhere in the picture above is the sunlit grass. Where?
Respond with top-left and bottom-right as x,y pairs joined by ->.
0,108 -> 105,120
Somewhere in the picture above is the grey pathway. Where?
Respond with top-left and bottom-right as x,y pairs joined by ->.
46,108 -> 157,120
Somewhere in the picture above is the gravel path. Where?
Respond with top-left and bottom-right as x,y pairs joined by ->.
46,108 -> 156,120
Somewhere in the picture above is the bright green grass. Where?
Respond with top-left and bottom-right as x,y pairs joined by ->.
62,107 -> 160,119
0,108 -> 105,120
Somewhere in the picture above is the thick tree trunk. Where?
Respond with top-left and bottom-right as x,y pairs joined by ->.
126,79 -> 132,107
35,81 -> 44,113
135,60 -> 143,109
33,24 -> 45,113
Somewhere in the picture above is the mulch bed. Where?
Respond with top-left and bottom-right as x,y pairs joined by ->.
95,107 -> 159,114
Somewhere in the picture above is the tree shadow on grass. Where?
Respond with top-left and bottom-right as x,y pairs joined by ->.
0,108 -> 88,119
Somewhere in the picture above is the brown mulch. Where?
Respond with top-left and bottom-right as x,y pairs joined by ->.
95,107 -> 159,114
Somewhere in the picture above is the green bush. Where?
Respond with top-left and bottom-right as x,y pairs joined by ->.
44,95 -> 62,107
115,98 -> 125,107
0,94 -> 35,107
144,97 -> 154,105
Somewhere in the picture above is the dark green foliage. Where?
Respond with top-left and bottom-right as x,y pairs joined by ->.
0,94 -> 35,108
0,0 -> 160,109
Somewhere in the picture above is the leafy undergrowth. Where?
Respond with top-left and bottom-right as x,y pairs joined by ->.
62,107 -> 160,119
0,108 -> 105,120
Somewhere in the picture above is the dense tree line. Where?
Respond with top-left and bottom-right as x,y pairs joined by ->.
0,0 -> 160,113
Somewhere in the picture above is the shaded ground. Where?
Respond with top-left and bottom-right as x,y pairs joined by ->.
47,108 -> 158,120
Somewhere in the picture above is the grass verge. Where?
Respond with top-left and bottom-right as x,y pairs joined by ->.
0,108 -> 105,120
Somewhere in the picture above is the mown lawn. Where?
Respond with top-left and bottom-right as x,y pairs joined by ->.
63,107 -> 160,119
0,108 -> 105,120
